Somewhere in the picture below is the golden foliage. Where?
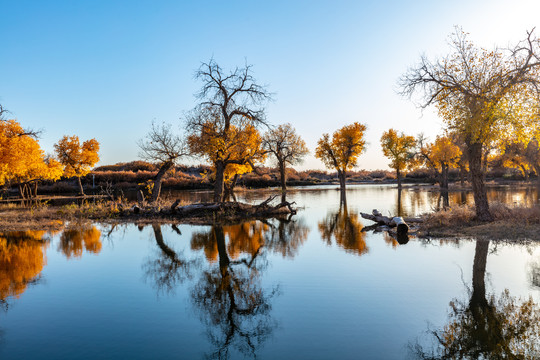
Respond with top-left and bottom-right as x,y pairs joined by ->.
188,122 -> 266,182
0,119 -> 63,186
412,30 -> 540,147
380,128 -> 417,172
420,135 -> 462,170
315,122 -> 367,172
54,135 -> 100,178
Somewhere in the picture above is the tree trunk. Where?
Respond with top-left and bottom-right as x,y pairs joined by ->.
338,169 -> 347,205
77,177 -> 85,196
152,160 -> 173,202
440,163 -> 449,191
279,161 -> 287,203
460,164 -> 466,186
33,181 -> 38,198
468,143 -> 492,221
441,190 -> 449,208
214,161 -> 225,203
18,184 -> 26,199
396,168 -> 402,190
224,174 -> 239,202
534,164 -> 540,185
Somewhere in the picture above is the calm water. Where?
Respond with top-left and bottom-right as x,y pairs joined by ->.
1,184 -> 540,359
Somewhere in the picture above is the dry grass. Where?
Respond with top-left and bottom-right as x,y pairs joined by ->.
0,197 -> 198,231
422,202 -> 540,240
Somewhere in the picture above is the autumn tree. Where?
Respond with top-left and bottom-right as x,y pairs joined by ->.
417,134 -> 462,191
400,28 -> 540,221
493,140 -> 531,179
138,121 -> 188,202
54,135 -> 100,196
380,129 -> 417,189
186,60 -> 272,203
315,122 -> 367,204
0,119 -> 62,199
262,123 -> 309,201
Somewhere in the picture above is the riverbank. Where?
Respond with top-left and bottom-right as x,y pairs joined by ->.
0,196 -> 296,231
420,202 -> 540,240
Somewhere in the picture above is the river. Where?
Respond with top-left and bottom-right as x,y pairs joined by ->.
1,184 -> 540,359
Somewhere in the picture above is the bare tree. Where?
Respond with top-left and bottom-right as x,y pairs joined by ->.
0,103 -> 41,138
400,28 -> 540,221
262,123 -> 309,201
138,121 -> 188,202
186,59 -> 272,203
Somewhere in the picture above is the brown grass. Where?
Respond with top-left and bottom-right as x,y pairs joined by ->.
422,202 -> 540,240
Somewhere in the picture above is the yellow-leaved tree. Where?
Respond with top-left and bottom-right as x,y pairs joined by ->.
186,60 -> 272,203
400,28 -> 540,221
380,129 -> 417,189
0,118 -> 63,199
54,135 -> 100,196
315,122 -> 367,204
418,134 -> 462,191
188,119 -> 266,201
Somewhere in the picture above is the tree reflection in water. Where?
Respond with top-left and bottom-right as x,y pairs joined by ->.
58,224 -> 102,259
0,230 -> 49,311
144,219 -> 309,359
411,240 -> 540,359
143,224 -> 199,295
318,205 -> 368,255
265,215 -> 309,258
191,224 -> 278,359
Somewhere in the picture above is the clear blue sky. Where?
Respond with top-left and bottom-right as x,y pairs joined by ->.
1,0 -> 539,170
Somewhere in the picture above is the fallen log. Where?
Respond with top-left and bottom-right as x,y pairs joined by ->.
390,217 -> 409,236
360,209 -> 418,237
360,209 -> 393,225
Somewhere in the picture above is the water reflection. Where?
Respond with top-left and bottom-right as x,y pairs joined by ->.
411,240 -> 540,359
143,224 -> 198,294
191,225 -> 277,359
58,224 -> 102,259
143,220 -> 312,359
0,231 -> 48,310
319,205 -> 368,255
265,216 -> 309,258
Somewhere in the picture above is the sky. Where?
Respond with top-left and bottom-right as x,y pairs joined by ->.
1,0 -> 540,170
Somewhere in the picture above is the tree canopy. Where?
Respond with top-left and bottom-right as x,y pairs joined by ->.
186,60 -> 272,202
400,28 -> 540,221
380,128 -> 417,189
315,122 -> 367,203
54,135 -> 100,195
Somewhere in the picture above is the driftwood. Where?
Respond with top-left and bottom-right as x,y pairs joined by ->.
360,209 -> 422,243
120,195 -> 297,223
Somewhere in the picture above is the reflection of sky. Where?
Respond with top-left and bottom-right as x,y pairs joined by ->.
1,186 -> 540,359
